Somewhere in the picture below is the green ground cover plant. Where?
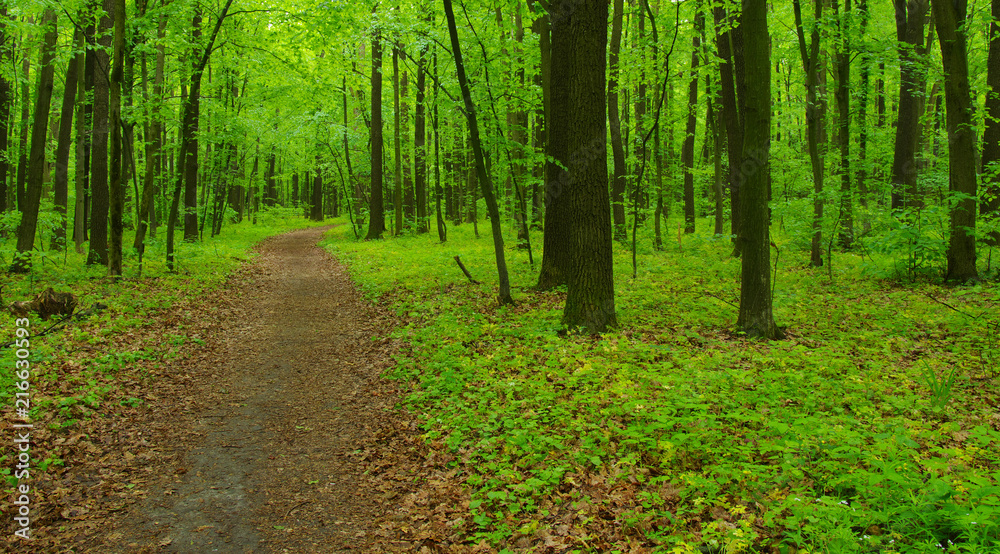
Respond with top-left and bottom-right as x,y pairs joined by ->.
324,215 -> 1000,553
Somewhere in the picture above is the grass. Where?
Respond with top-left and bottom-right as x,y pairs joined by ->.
323,212 -> 1000,553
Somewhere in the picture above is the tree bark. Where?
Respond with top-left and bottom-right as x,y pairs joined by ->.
982,0 -> 1000,245
183,6 -> 202,241
11,9 -> 57,273
166,0 -> 233,269
715,4 -> 745,249
365,9 -> 386,240
736,0 -> 780,339
933,0 -> 978,282
890,0 -> 931,209
311,155 -> 323,221
108,0 -> 126,276
392,44 -> 402,235
87,3 -> 112,266
134,10 -> 166,251
793,0 -> 826,267
0,5 -> 10,213
548,0 -> 616,332
415,36 -> 428,234
835,0 -> 853,249
443,0 -> 514,306
608,0 -> 627,242
51,28 -> 83,250
682,8 -> 703,234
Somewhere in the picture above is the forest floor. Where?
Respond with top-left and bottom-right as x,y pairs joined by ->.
1,226 -> 473,553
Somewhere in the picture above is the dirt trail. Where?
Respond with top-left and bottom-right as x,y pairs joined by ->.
110,227 -> 404,553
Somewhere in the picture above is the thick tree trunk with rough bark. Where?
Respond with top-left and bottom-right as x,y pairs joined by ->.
933,0 -> 978,282
737,0 -> 780,339
548,0 -> 616,333
11,9 -> 57,273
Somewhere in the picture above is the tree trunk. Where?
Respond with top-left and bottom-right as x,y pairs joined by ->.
736,0 -> 780,339
933,0 -> 978,282
108,0 -> 126,276
0,5 -> 10,213
856,0 -> 871,231
87,3 -> 112,266
443,0 -> 513,306
548,0 -> 616,332
166,0 -> 233,269
890,0 -> 931,209
365,11 -> 386,240
183,7 -> 202,241
134,10 -> 166,252
432,50 -> 446,242
15,31 -> 29,213
415,37 -> 428,234
834,0 -> 853,249
11,9 -> 57,272
793,0 -> 826,267
608,0 -> 627,242
51,28 -> 83,250
392,44 -> 402,235
982,0 -> 1000,245
311,155 -> 323,221
715,4 -> 745,250
682,9 -> 703,234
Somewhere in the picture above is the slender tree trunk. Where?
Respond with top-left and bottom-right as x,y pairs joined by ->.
982,0 -> 1000,245
365,10 -> 386,240
108,0 -> 126,276
890,0 -> 931,209
15,29 -> 29,213
608,0 -> 627,242
166,0 -> 234,269
682,8 -> 703,234
182,6 -> 202,241
73,24 -> 89,252
392,44 -> 402,235
311,155 -> 323,221
11,9 -> 57,273
87,3 -> 112,266
933,0 -> 978,282
0,5 -> 10,213
51,28 -> 83,250
443,0 -> 513,305
793,0 -> 826,267
715,4 -> 745,251
415,36 -> 428,234
835,0 -> 853,249
737,0 -> 780,339
135,10 -> 166,251
856,0 -> 871,231
433,49 -> 446,242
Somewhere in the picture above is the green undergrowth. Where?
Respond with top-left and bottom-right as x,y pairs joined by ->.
324,216 -> 1000,553
0,209 -> 321,444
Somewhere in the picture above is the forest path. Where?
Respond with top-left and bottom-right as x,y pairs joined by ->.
109,226 -> 405,553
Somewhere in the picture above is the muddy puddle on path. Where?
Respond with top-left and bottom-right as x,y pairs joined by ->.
109,227 -> 404,553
